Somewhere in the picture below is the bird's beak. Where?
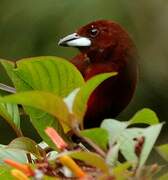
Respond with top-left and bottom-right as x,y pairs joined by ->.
58,33 -> 91,47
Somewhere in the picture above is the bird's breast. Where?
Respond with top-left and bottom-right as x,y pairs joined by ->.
83,60 -> 137,128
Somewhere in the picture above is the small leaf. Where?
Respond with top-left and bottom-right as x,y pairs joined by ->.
8,137 -> 41,158
73,72 -> 117,125
80,128 -> 108,151
129,108 -> 159,125
156,144 -> 168,161
65,151 -> 109,173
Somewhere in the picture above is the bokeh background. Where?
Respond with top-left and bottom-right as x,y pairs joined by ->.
0,0 -> 167,168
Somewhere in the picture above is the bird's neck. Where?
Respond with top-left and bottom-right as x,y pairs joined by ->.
86,46 -> 116,63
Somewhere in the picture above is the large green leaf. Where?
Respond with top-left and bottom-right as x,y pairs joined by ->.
3,56 -> 84,96
0,57 -> 84,142
72,72 -> 117,125
0,91 -> 70,128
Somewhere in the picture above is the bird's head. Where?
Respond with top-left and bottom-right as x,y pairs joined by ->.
58,20 -> 135,62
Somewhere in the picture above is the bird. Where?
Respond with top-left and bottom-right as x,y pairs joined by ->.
58,20 -> 138,129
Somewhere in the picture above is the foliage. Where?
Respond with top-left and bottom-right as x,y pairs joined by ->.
0,57 -> 166,179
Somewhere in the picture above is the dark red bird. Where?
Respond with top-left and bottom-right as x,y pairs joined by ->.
59,20 -> 138,128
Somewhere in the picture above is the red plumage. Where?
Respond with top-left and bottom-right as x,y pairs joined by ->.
59,20 -> 138,128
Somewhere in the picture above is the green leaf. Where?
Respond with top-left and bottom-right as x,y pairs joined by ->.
80,128 -> 109,151
0,57 -> 84,141
6,56 -> 84,96
0,91 -> 69,129
8,137 -> 41,158
129,108 -> 159,125
156,144 -> 168,161
73,72 -> 117,125
66,151 -> 109,173
0,148 -> 27,164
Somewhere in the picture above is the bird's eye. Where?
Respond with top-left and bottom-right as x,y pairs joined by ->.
89,28 -> 99,37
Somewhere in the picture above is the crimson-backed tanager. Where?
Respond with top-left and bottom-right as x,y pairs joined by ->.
59,20 -> 138,128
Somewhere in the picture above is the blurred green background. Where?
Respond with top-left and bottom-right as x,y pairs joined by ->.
0,0 -> 167,166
